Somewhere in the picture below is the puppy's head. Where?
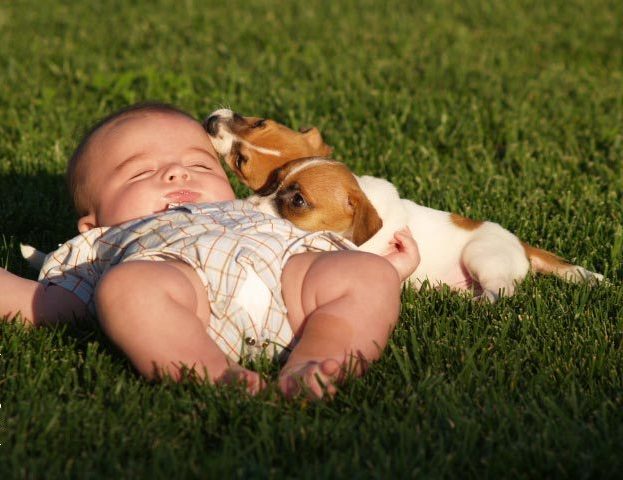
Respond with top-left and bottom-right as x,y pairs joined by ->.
249,158 -> 382,246
203,109 -> 333,191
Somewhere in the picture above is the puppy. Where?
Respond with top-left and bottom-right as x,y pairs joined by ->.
204,110 -> 603,300
250,157 -> 604,300
204,109 -> 332,191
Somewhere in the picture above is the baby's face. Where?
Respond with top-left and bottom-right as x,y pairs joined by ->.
78,112 -> 235,231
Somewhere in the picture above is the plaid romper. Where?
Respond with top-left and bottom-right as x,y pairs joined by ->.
39,200 -> 354,360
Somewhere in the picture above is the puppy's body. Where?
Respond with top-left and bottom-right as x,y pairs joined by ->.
357,175 -> 536,297
204,109 -> 603,301
251,161 -> 602,300
356,176 -> 476,290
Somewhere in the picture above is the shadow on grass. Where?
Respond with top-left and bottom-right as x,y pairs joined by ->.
1,171 -> 76,275
0,171 -> 136,372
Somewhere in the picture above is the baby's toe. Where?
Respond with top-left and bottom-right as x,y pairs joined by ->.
218,367 -> 265,395
279,359 -> 343,400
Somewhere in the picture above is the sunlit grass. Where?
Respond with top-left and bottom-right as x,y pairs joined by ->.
1,0 -> 622,477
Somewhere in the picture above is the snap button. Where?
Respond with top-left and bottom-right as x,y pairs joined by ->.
245,337 -> 256,346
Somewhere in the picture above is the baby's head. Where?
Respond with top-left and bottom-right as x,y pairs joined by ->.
68,102 -> 235,232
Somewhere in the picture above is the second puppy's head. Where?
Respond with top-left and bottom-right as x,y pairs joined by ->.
203,109 -> 333,190
248,157 -> 382,246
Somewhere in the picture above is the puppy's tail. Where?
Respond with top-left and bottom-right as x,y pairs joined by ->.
522,243 -> 604,284
20,243 -> 47,271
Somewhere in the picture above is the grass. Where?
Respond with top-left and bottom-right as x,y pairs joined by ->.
1,0 -> 622,477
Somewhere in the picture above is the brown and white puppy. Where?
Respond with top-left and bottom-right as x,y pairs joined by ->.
205,110 -> 603,301
252,157 -> 383,246
249,157 -> 604,300
203,109 -> 332,191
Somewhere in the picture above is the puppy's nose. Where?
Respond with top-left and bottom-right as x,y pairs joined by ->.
203,115 -> 220,136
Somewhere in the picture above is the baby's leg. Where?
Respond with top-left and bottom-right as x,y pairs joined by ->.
95,260 -> 263,393
280,251 -> 402,398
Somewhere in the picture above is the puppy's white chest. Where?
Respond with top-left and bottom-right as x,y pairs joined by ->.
357,182 -> 474,289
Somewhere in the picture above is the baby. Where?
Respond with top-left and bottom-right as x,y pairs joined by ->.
0,103 -> 420,398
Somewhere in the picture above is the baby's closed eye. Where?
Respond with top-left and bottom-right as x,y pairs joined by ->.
129,170 -> 156,180
189,163 -> 213,171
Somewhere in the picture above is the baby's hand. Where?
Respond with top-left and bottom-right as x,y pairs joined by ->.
383,227 -> 420,282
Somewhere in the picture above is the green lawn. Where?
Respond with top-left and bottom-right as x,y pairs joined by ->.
1,0 -> 622,477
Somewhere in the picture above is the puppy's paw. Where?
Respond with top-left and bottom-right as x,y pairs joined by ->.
574,267 -> 604,285
472,290 -> 500,303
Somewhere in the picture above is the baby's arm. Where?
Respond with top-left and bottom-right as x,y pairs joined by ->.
383,227 -> 420,282
0,268 -> 86,326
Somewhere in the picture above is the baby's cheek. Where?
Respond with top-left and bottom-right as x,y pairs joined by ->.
101,191 -> 151,225
212,179 -> 236,201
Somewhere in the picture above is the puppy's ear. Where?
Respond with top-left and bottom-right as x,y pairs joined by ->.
302,127 -> 333,156
255,166 -> 286,196
348,189 -> 383,246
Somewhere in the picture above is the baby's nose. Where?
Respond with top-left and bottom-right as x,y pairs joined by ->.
164,164 -> 190,181
167,172 -> 189,181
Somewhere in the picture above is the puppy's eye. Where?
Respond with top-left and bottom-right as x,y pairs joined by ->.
252,119 -> 266,128
235,153 -> 247,170
291,193 -> 307,209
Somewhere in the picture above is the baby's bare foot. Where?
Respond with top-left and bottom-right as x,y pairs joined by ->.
217,365 -> 266,395
279,359 -> 343,399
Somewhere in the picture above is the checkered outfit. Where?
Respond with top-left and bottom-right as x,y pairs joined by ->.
39,200 -> 354,360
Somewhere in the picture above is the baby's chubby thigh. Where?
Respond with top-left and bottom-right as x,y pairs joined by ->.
279,250 -> 402,398
159,260 -> 213,327
280,250 -> 402,339
280,251 -> 324,335
96,259 -> 212,321
94,259 -> 217,379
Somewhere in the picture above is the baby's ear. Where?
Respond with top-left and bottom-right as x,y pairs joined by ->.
302,127 -> 333,156
347,189 -> 383,246
77,213 -> 97,233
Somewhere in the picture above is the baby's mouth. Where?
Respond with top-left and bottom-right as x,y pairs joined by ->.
165,190 -> 200,203
157,190 -> 201,212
